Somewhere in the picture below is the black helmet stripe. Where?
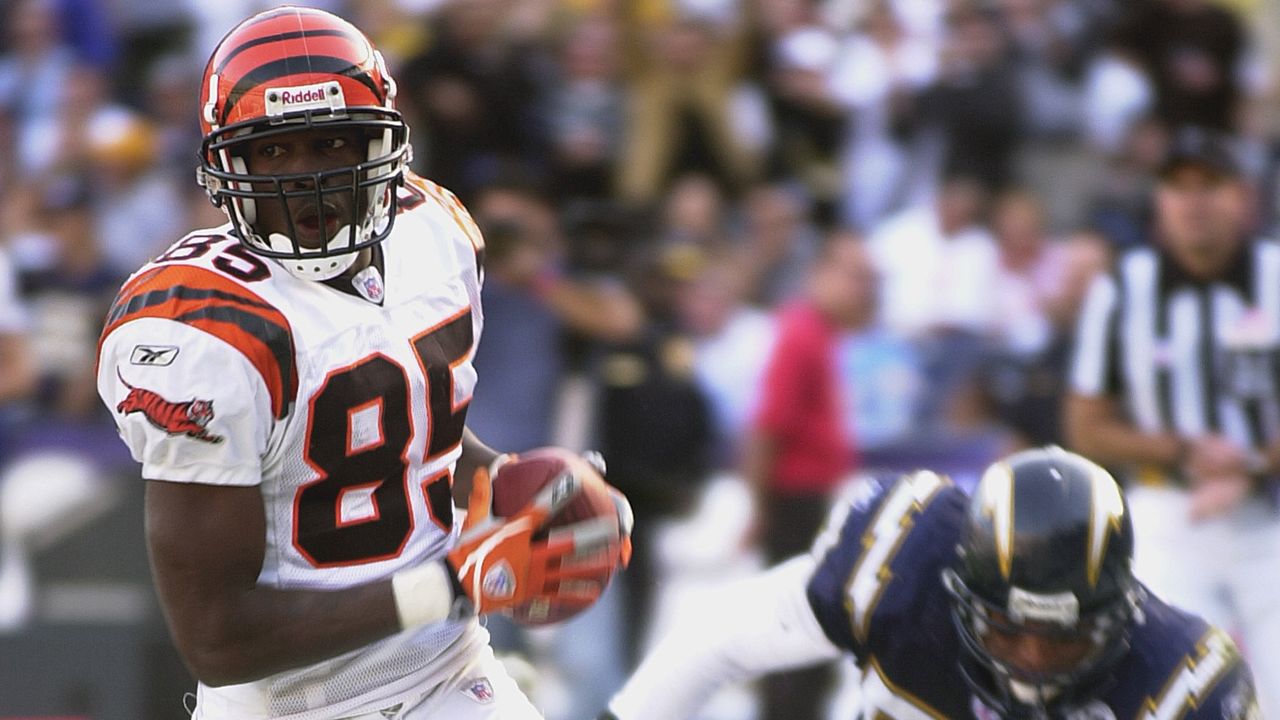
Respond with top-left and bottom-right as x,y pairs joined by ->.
215,28 -> 366,76
221,55 -> 382,126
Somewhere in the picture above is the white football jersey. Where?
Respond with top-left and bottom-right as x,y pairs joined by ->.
96,173 -> 490,718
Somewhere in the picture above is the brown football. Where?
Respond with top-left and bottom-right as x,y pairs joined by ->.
490,447 -> 624,625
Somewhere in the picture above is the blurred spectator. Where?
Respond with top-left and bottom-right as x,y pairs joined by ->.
468,176 -> 644,453
58,0 -> 119,69
826,233 -> 924,453
347,0 -> 431,70
760,20 -> 846,225
399,0 -> 553,202
830,0 -> 938,230
1004,0 -> 1120,141
917,2 -> 1023,191
661,173 -> 730,250
1003,0 -> 1123,230
867,173 -> 1000,431
547,15 -> 625,203
0,194 -> 37,423
732,182 -> 818,306
990,188 -> 1072,354
743,233 -> 877,720
824,0 -> 947,40
15,185 -> 116,420
1088,114 -> 1169,249
141,54 -> 202,184
596,241 -> 714,664
1067,129 -> 1280,712
676,258 -> 776,466
1112,0 -> 1248,132
88,109 -> 185,279
615,9 -> 762,204
0,220 -> 35,626
0,0 -> 76,183
867,174 -> 999,339
1081,43 -> 1156,153
977,191 -> 1111,447
26,64 -> 128,202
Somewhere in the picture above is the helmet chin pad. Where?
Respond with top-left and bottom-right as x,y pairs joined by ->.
267,227 -> 362,281
1009,678 -> 1061,704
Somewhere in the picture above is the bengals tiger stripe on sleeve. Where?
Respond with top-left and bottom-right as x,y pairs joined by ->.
100,264 -> 297,419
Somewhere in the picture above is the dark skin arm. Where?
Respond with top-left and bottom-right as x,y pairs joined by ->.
146,425 -> 501,687
1063,393 -> 1184,468
453,426 -> 501,509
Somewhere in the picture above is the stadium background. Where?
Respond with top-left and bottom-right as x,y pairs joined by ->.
0,0 -> 1276,717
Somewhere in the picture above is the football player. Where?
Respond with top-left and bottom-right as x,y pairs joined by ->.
95,7 -> 628,719
602,447 -> 1260,719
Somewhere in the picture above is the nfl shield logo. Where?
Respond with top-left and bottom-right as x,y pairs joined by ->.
351,265 -> 385,303
463,677 -> 495,704
359,274 -> 384,302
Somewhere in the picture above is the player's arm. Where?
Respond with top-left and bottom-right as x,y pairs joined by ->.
1064,393 -> 1185,468
600,477 -> 910,719
601,555 -> 842,720
145,479 -> 404,685
147,465 -> 588,686
536,274 -> 644,344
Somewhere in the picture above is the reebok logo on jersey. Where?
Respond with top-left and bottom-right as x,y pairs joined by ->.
461,677 -> 495,704
116,369 -> 223,444
130,344 -> 179,366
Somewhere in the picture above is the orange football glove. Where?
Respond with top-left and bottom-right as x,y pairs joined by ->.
460,453 -> 513,533
582,451 -> 633,569
447,465 -> 582,615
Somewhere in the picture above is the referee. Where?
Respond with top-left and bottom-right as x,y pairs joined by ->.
1067,128 -> 1280,713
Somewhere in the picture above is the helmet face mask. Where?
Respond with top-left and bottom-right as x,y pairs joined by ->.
944,567 -> 1139,716
197,7 -> 411,281
944,448 -> 1141,717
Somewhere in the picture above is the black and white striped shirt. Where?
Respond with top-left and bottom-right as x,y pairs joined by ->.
1071,239 -> 1280,453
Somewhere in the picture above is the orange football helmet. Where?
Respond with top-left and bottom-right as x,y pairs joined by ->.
197,6 -> 410,281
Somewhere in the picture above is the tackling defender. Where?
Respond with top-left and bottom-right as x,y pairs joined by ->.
602,447 -> 1259,719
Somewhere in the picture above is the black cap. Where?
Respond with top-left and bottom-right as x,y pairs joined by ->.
1159,127 -> 1241,179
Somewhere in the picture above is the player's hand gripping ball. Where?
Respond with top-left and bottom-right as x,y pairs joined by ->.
488,448 -> 633,625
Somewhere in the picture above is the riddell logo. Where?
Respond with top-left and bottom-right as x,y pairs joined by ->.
280,87 -> 327,105
265,81 -> 345,118
116,369 -> 223,444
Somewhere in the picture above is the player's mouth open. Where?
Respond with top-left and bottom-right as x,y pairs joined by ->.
293,202 -> 344,238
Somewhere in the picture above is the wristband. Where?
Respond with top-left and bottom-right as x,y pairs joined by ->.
391,561 -> 470,630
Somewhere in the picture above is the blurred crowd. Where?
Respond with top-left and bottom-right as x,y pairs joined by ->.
0,0 -> 1278,717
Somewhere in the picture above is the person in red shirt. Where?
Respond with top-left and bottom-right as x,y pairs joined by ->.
743,232 -> 874,719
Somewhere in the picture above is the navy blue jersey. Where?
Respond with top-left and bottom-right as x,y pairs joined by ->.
806,472 -> 1259,719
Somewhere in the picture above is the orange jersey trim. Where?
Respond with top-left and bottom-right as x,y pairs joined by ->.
101,265 -> 298,419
